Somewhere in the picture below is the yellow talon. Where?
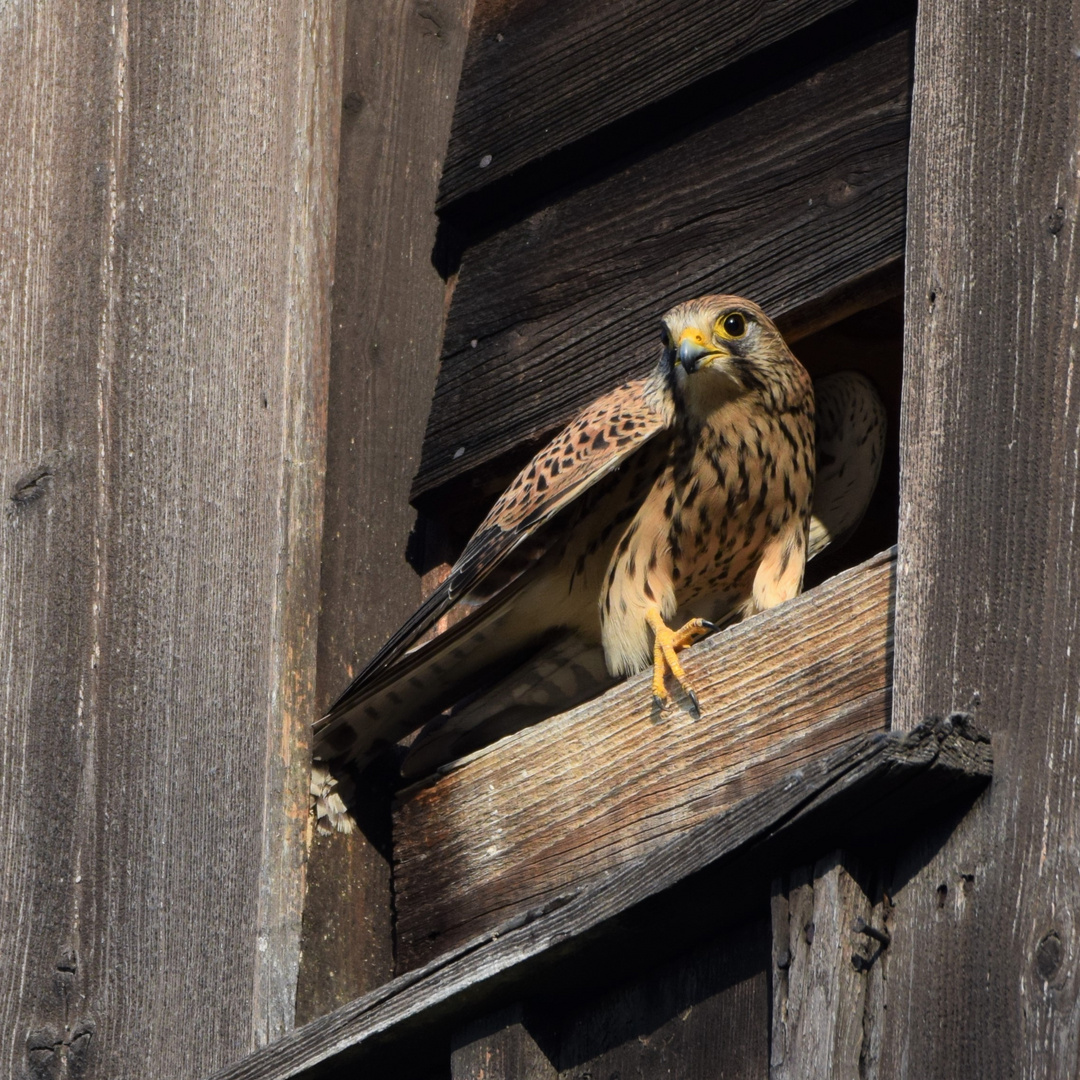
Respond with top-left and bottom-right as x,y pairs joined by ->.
646,609 -> 714,713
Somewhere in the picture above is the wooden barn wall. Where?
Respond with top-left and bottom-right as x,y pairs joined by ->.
888,0 -> 1080,1075
295,0 -> 474,1022
0,2 -> 343,1077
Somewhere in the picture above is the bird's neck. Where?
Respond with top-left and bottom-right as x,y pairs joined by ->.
674,363 -> 811,450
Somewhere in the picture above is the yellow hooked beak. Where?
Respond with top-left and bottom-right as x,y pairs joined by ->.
677,327 -> 713,372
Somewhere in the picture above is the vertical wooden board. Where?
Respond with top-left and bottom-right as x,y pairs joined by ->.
0,1 -> 340,1076
452,1005 -> 558,1080
549,917 -> 770,1079
315,0 -> 474,696
888,0 -> 1080,1075
770,852 -> 887,1080
296,0 -> 474,1021
0,5 -> 113,1079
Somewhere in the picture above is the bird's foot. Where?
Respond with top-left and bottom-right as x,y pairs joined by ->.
669,617 -> 716,650
647,611 -> 716,713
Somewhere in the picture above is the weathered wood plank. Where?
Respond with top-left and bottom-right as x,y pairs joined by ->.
204,718 -> 991,1080
0,10 -> 113,1077
884,0 -> 1080,1075
414,24 -> 912,507
392,549 -> 895,971
0,1 -> 341,1075
770,852 -> 887,1079
438,0 -> 867,208
451,1004 -> 557,1079
296,0 -> 474,1023
545,920 -> 771,1079
450,924 -> 769,1080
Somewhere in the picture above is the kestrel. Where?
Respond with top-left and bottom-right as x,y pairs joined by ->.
313,296 -> 885,792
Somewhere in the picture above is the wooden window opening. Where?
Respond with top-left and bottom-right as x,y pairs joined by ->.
277,0 -> 979,1075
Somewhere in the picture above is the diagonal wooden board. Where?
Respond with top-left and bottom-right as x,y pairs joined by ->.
393,548 -> 896,970
206,709 -> 991,1080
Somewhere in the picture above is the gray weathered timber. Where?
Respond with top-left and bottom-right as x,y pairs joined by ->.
885,0 -> 1080,1076
413,25 -> 912,506
770,852 -> 887,1080
449,925 -> 770,1080
295,0 -> 474,1023
203,720 -> 991,1080
451,1005 -> 558,1079
393,548 -> 896,971
541,923 -> 770,1080
0,2 -> 341,1076
438,0 -> 864,207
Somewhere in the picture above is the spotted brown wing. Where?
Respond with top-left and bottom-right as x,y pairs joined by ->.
317,373 -> 670,731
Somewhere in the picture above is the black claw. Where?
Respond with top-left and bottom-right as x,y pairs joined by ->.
688,689 -> 701,715
702,620 -> 718,631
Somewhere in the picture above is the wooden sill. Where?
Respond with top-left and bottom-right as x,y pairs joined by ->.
208,711 -> 990,1080
393,548 -> 898,971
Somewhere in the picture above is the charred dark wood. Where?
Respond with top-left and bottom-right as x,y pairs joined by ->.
438,0 -> 911,214
204,716 -> 991,1080
414,24 -> 913,509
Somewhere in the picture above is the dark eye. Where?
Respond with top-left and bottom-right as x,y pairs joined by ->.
722,312 -> 747,338
660,324 -> 673,348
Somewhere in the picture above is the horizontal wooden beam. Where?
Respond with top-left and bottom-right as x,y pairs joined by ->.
413,24 -> 912,508
393,548 -> 896,970
205,710 -> 991,1080
438,0 -> 870,209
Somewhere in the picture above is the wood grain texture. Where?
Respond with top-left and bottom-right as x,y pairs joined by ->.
0,1 -> 340,1075
451,927 -> 769,1080
393,549 -> 896,971
204,719 -> 991,1080
770,852 -> 887,1079
414,24 -> 913,505
437,0 -> 862,207
451,1004 -> 558,1079
885,0 -> 1080,1075
450,926 -> 769,1080
295,0 -> 474,1023
544,921 -> 770,1080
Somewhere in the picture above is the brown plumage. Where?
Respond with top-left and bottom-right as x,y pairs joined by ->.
314,296 -> 879,790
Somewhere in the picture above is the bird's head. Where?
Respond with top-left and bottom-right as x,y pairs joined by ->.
659,295 -> 799,415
